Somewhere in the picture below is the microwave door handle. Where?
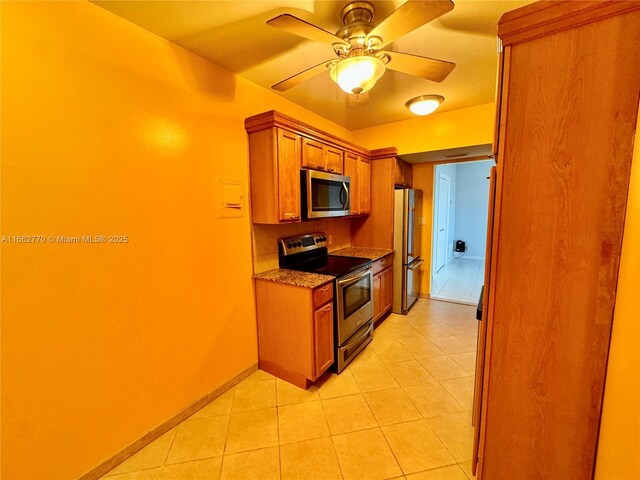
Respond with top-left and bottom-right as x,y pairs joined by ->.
341,182 -> 349,210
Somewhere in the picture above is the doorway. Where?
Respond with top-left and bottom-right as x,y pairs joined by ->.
435,172 -> 451,273
430,160 -> 495,305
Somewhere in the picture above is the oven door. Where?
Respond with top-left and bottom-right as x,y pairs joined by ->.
336,266 -> 373,345
305,170 -> 350,218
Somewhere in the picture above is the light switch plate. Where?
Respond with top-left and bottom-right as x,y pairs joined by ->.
216,177 -> 244,218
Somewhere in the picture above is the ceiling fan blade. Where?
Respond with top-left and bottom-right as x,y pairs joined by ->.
385,51 -> 455,83
368,0 -> 454,48
267,14 -> 348,47
272,60 -> 335,91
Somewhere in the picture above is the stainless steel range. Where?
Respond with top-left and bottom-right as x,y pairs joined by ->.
279,233 -> 373,372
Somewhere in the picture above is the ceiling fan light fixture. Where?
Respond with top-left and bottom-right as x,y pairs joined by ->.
330,56 -> 385,95
406,95 -> 444,116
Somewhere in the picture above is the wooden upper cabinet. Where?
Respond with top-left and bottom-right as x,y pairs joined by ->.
248,127 -> 301,224
302,137 -> 325,171
277,129 -> 302,222
302,137 -> 344,174
325,146 -> 344,174
394,158 -> 413,188
245,111 -> 394,225
359,158 -> 371,214
344,153 -> 360,214
344,152 -> 371,216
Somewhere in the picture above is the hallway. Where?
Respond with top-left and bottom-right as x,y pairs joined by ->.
431,258 -> 484,305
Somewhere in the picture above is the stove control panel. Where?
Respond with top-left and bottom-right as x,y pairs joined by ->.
279,232 -> 327,257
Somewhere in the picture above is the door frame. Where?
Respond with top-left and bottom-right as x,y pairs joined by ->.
432,172 -> 451,276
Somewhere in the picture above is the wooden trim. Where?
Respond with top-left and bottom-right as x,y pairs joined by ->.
476,143 -> 506,480
493,47 -> 511,166
492,50 -> 505,158
369,147 -> 398,160
260,359 -> 310,389
431,155 -> 495,166
498,1 -> 640,46
245,110 -> 371,157
77,363 -> 258,480
472,166 -> 497,475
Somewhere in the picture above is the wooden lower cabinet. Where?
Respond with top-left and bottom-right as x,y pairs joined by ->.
314,303 -> 334,375
373,255 -> 393,322
255,279 -> 334,388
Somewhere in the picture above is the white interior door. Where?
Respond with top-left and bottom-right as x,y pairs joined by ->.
436,174 -> 451,272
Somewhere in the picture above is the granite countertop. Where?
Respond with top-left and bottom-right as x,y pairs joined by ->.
330,247 -> 394,262
253,269 -> 334,289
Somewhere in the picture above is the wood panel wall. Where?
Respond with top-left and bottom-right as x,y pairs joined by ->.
479,6 -> 640,479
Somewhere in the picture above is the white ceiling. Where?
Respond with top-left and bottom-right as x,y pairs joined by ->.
93,0 -> 532,130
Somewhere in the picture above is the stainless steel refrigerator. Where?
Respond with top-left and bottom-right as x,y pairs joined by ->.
392,188 -> 423,314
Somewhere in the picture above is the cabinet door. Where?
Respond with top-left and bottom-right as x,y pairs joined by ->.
314,303 -> 334,378
394,158 -> 404,186
359,158 -> 371,214
302,137 -> 326,171
277,129 -> 302,222
402,162 -> 413,188
381,267 -> 393,313
344,153 -> 359,215
325,146 -> 344,174
373,272 -> 382,320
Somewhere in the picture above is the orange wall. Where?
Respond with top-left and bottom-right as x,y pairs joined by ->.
0,2 -> 351,479
595,111 -> 640,479
352,103 -> 496,155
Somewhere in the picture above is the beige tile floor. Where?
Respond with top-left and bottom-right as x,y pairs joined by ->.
431,258 -> 484,305
103,299 -> 477,480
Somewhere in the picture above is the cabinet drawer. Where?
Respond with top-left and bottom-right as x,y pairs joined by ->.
373,254 -> 393,275
313,283 -> 334,308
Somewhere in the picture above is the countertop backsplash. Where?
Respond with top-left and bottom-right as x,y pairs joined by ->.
252,218 -> 351,274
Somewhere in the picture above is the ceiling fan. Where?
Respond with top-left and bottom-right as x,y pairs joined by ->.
267,0 -> 456,95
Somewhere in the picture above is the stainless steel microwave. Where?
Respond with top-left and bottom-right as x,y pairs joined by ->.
302,169 -> 350,219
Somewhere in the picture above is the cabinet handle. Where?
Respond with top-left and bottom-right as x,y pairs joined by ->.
317,165 -> 325,171
327,168 -> 335,172
283,213 -> 300,219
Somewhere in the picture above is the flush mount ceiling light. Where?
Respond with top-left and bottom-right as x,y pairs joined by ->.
406,95 -> 444,116
329,55 -> 386,94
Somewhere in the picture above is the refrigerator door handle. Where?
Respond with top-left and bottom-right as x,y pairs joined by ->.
407,206 -> 414,256
407,259 -> 424,270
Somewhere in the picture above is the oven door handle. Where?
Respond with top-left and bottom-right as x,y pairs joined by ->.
337,266 -> 372,287
342,321 -> 373,351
